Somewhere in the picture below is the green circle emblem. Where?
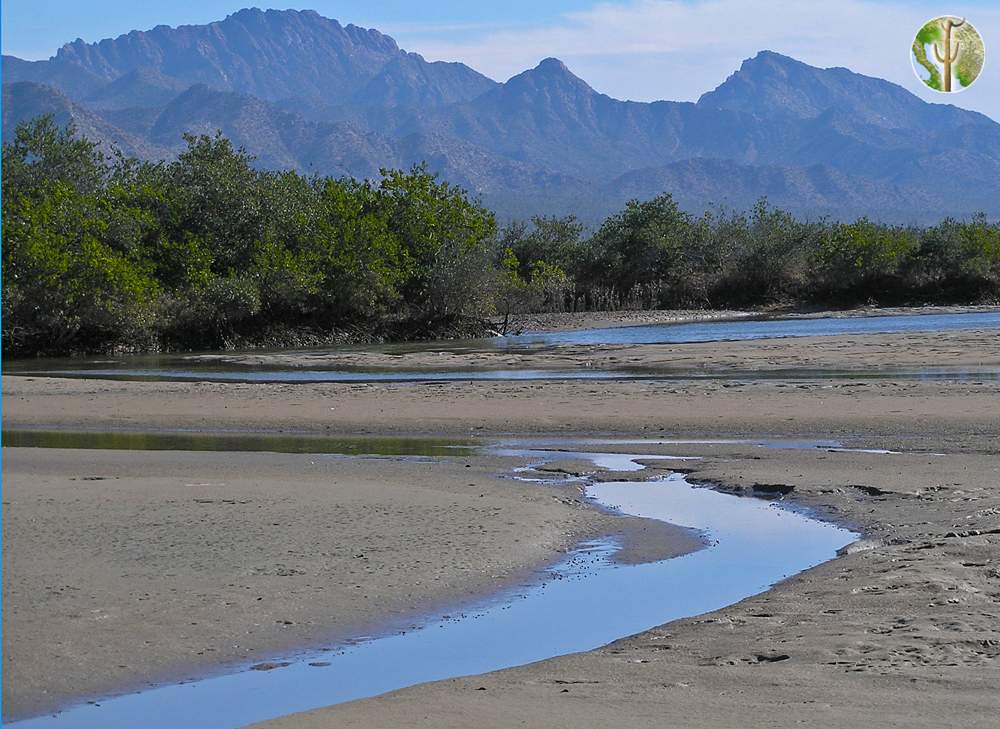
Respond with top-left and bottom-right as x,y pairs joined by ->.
911,16 -> 985,92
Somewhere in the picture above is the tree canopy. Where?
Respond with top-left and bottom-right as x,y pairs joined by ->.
3,117 -> 998,356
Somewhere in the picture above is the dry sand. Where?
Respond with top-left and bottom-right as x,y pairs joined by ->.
4,367 -> 999,441
3,323 -> 1000,726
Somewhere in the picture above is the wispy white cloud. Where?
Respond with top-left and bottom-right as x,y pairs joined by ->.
376,20 -> 527,37
394,0 -> 1000,119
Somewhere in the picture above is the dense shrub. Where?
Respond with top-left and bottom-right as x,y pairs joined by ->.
3,117 -> 998,356
500,198 -> 999,311
3,118 -> 497,355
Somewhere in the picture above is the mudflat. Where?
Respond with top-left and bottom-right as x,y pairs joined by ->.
3,321 -> 1000,727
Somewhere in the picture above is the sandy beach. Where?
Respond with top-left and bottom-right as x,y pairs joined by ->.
4,366 -> 998,441
3,319 -> 999,726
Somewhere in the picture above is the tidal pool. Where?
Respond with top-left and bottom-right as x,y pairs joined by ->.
9,447 -> 857,729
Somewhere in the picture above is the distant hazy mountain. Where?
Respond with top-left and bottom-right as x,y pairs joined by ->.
2,8 -> 492,108
83,67 -> 191,110
4,8 -> 999,223
352,53 -> 497,109
2,81 -> 171,160
697,50 -> 989,130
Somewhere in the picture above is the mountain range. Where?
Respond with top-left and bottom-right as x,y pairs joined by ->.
4,7 -> 1000,223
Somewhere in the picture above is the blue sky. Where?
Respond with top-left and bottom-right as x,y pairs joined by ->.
1,1 -> 594,57
3,1 -> 998,119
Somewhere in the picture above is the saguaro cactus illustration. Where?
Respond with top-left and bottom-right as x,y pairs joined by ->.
932,17 -> 965,91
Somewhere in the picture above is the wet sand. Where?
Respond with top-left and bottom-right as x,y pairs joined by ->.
1,448 -> 700,719
261,442 -> 1000,729
3,322 -> 1000,726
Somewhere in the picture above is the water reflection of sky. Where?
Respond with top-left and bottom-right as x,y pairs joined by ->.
7,311 -> 999,383
11,462 -> 855,729
502,311 -> 1000,347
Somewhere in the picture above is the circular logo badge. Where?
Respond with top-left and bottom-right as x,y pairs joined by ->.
911,16 -> 985,92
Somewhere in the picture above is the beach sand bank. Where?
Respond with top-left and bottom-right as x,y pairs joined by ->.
3,324 -> 999,726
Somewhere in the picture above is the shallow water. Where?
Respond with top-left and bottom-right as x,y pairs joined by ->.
8,367 -> 634,382
6,310 -> 999,383
7,365 -> 999,384
0,430 -> 475,457
500,437 -> 904,454
501,310 -> 1000,347
9,447 -> 857,729
0,431 -> 895,457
